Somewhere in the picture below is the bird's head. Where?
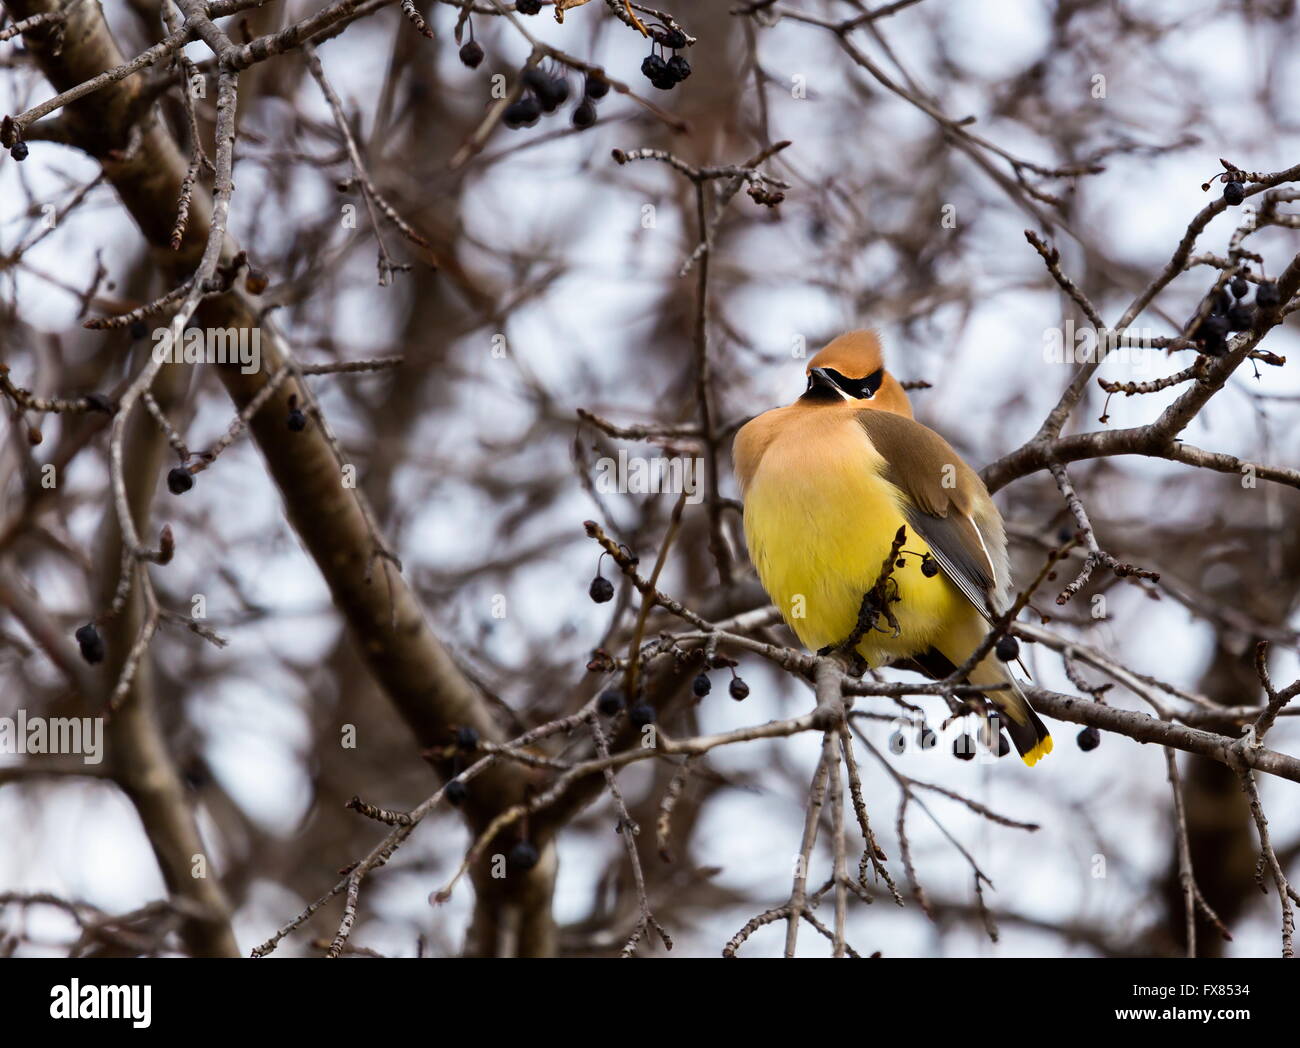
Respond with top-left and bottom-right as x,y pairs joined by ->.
800,330 -> 913,418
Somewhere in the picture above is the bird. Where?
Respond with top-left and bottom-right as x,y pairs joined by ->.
732,330 -> 1052,766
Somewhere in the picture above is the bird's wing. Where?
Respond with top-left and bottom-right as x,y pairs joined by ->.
855,409 -> 1010,619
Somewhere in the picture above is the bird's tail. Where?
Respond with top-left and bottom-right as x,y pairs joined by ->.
967,656 -> 1053,766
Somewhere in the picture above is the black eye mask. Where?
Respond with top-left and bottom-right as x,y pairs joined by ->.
806,367 -> 885,399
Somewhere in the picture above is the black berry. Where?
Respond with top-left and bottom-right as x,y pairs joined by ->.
167,467 -> 193,495
650,74 -> 677,91
997,733 -> 1011,758
888,731 -> 906,754
129,320 -> 149,340
509,840 -> 539,870
953,734 -> 976,761
584,72 -> 609,100
597,689 -> 625,716
459,41 -> 484,68
287,407 -> 307,431
1222,181 -> 1244,205
1077,726 -> 1100,752
1201,312 -> 1229,336
995,635 -> 1019,662
729,677 -> 749,701
537,77 -> 569,113
515,0 -> 541,13
661,28 -> 687,50
917,726 -> 937,750
628,703 -> 655,728
691,673 -> 711,698
920,557 -> 939,578
10,141 -> 28,162
1255,281 -> 1280,309
455,725 -> 480,751
666,55 -> 691,82
522,67 -> 550,95
588,575 -> 614,603
75,623 -> 105,665
572,99 -> 597,129
503,96 -> 541,129
1196,312 -> 1229,354
445,779 -> 468,805
640,54 -> 667,81
1227,304 -> 1254,331
1231,275 -> 1249,298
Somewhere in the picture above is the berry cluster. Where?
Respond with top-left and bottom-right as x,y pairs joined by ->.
639,25 -> 691,91
502,64 -> 609,132
503,66 -> 571,130
1193,272 -> 1277,355
596,687 -> 655,727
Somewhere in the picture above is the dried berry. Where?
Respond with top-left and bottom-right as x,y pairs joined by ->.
628,703 -> 655,728
888,731 -> 906,754
995,635 -> 1019,662
597,689 -> 625,716
1226,304 -> 1254,331
589,574 -> 614,603
661,28 -> 687,50
459,40 -> 484,68
917,726 -> 937,750
584,72 -> 610,100
445,779 -> 468,805
1196,312 -> 1229,355
1077,726 -> 1101,752
1255,281 -> 1280,309
455,725 -> 480,751
503,96 -> 541,129
1222,180 -> 1244,205
997,733 -> 1011,758
287,407 -> 307,431
509,840 -> 539,870
691,673 -> 711,698
572,99 -> 597,129
729,677 -> 749,701
10,141 -> 28,161
521,67 -> 550,94
537,77 -> 569,113
167,466 -> 193,495
640,54 -> 667,82
920,557 -> 939,578
666,55 -> 691,82
1231,275 -> 1249,298
244,267 -> 269,295
953,734 -> 976,761
75,623 -> 105,665
515,0 -> 541,13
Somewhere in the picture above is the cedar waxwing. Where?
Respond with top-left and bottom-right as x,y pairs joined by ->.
733,330 -> 1053,766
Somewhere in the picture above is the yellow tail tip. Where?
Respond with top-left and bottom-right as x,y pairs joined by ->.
1021,734 -> 1054,767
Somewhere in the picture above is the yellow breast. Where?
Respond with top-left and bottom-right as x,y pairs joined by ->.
737,407 -> 964,664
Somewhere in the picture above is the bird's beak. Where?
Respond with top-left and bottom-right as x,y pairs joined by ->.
805,367 -> 849,400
